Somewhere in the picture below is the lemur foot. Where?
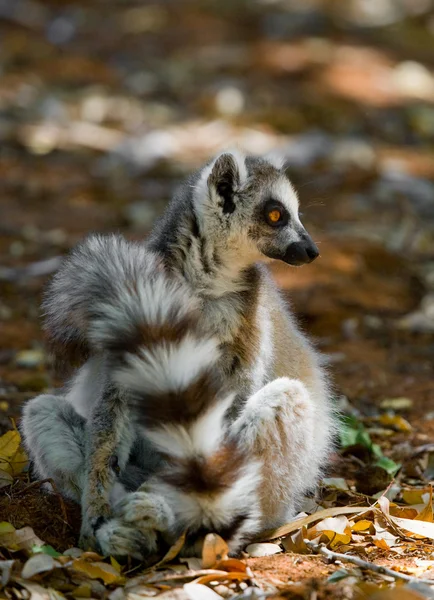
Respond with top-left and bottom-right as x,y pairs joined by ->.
96,518 -> 158,561
93,492 -> 176,560
115,491 -> 176,535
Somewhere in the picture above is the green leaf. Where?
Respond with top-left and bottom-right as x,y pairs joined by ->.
32,544 -> 61,557
327,569 -> 351,583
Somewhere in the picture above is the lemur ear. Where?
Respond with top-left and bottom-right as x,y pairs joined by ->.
207,152 -> 247,214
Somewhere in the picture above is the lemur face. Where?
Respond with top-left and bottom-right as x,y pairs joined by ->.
194,152 -> 319,267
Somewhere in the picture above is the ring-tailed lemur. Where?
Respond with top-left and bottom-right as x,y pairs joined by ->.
21,151 -> 336,558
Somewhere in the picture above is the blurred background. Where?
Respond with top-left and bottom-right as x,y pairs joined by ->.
0,0 -> 433,437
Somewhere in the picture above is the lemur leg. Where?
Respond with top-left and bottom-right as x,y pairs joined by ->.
79,385 -> 135,551
231,377 -> 318,525
21,394 -> 86,503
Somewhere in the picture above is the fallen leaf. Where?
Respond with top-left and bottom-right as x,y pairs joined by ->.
351,520 -> 374,533
311,515 -> 352,549
0,469 -> 13,489
32,545 -> 62,558
22,553 -> 58,579
0,430 -> 28,476
402,488 -> 430,505
259,506 -> 366,541
110,556 -> 122,573
184,582 -> 228,599
415,486 -> 433,523
378,496 -> 434,540
322,477 -> 350,491
72,583 -> 92,598
194,572 -> 248,585
72,559 -> 122,585
214,558 -> 247,573
153,532 -> 186,568
201,534 -> 228,569
380,398 -> 413,411
245,543 -> 282,557
0,526 -> 44,553
0,560 -> 14,586
378,414 -> 412,433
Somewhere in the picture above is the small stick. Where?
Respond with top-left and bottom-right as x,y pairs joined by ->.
304,540 -> 434,586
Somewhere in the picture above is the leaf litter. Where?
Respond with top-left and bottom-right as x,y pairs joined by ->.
1,428 -> 434,599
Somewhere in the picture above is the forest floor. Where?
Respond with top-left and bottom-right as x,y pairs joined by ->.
0,1 -> 433,598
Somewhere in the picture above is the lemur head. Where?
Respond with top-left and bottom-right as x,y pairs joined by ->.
192,151 -> 319,267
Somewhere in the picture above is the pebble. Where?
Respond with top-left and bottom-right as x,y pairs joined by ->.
15,349 -> 45,369
380,397 -> 413,411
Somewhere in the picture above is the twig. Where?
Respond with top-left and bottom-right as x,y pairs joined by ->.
304,540 -> 434,586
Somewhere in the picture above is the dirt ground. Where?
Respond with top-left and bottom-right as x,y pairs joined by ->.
0,1 -> 433,598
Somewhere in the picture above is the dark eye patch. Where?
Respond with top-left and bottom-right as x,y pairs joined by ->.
263,199 -> 289,227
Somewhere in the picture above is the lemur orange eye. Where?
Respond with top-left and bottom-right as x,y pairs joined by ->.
268,209 -> 281,223
264,200 -> 288,227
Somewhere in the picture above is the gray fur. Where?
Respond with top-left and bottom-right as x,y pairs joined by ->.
22,150 -> 336,559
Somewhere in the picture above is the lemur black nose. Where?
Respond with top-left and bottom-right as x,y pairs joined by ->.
284,239 -> 319,266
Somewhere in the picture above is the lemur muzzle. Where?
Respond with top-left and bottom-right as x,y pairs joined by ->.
283,238 -> 319,266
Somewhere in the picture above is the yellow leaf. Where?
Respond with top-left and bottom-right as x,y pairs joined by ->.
378,414 -> 412,433
415,486 -> 433,523
0,522 -> 15,535
72,584 -> 92,598
402,488 -> 430,505
202,534 -> 229,569
351,519 -> 373,532
110,556 -> 122,573
259,506 -> 367,541
72,559 -> 122,585
311,516 -> 352,549
389,505 -> 418,519
0,430 -> 28,476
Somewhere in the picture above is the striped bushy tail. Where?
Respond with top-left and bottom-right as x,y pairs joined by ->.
43,234 -> 195,365
45,234 -> 261,546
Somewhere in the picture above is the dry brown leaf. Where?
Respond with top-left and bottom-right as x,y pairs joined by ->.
201,534 -> 228,569
193,572 -> 248,585
389,505 -> 418,519
281,526 -> 309,554
378,496 -> 434,540
72,559 -> 122,585
259,506 -> 366,541
153,532 -> 187,569
214,558 -> 247,573
0,430 -> 28,476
